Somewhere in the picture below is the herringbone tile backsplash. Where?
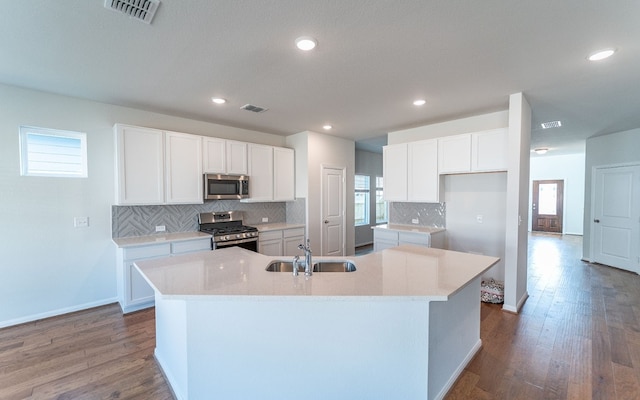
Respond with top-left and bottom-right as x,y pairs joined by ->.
112,198 -> 306,238
389,202 -> 446,227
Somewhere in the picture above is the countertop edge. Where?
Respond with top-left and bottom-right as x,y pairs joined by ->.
113,231 -> 212,248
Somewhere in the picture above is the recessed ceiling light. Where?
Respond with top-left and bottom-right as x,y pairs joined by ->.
588,48 -> 616,61
323,125 -> 332,130
295,36 -> 317,51
413,99 -> 426,106
534,148 -> 549,155
541,120 -> 561,129
211,97 -> 226,104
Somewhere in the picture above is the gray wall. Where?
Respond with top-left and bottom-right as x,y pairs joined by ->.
0,83 -> 287,327
583,129 -> 640,260
355,149 -> 383,246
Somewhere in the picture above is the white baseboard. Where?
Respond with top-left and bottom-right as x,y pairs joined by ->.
434,339 -> 483,400
503,291 -> 529,313
0,297 -> 118,329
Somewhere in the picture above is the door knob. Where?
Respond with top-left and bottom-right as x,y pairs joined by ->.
324,220 -> 329,224
594,219 -> 600,223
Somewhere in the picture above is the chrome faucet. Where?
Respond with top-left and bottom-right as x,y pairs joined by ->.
298,239 -> 312,276
292,255 -> 300,276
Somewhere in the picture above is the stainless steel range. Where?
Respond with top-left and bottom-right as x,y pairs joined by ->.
198,211 -> 259,251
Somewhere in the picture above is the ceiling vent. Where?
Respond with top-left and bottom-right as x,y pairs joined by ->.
240,104 -> 269,113
541,120 -> 562,129
105,0 -> 160,24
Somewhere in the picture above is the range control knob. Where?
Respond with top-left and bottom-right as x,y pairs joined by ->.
224,235 -> 230,240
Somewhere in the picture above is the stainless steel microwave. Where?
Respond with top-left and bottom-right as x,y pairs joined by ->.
204,174 -> 249,200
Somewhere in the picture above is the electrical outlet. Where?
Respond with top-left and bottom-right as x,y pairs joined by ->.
73,217 -> 89,228
411,218 -> 419,224
476,215 -> 483,223
262,217 -> 269,223
155,225 -> 166,232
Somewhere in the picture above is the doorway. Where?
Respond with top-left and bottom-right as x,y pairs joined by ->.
532,180 -> 564,233
321,166 -> 345,256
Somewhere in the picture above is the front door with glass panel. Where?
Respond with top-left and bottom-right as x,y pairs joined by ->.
532,180 -> 564,233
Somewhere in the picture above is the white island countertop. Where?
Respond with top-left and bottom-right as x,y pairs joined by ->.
135,245 -> 498,301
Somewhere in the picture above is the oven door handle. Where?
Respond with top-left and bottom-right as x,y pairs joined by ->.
214,237 -> 258,247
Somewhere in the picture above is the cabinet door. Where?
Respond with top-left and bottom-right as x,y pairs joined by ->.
127,261 -> 155,305
283,236 -> 304,256
259,239 -> 282,256
383,143 -> 408,201
273,147 -> 295,201
247,144 -> 274,201
165,131 -> 203,204
399,232 -> 430,247
115,125 -> 164,205
227,140 -> 248,175
203,137 -> 226,173
438,134 -> 471,174
472,128 -> 508,172
408,139 -> 439,202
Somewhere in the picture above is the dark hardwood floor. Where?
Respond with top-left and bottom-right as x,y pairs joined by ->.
1,233 -> 638,399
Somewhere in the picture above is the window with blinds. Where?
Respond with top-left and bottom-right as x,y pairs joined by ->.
19,126 -> 88,178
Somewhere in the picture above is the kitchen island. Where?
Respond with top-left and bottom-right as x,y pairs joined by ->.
135,245 -> 498,400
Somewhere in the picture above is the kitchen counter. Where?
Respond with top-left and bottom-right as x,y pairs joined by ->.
112,231 -> 211,248
372,223 -> 445,234
254,222 -> 305,232
136,246 -> 498,400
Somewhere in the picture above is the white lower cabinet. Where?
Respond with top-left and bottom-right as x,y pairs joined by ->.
259,227 -> 305,257
373,228 -> 445,252
116,237 -> 211,313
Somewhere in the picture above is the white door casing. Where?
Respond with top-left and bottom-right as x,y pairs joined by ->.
592,164 -> 640,273
321,166 -> 345,256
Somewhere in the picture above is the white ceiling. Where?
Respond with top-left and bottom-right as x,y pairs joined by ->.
2,1 -> 640,155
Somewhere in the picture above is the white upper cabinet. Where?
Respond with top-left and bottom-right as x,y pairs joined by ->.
115,125 -> 165,205
273,147 -> 295,201
383,143 -> 408,201
115,124 -> 202,205
471,128 -> 508,172
438,128 -> 508,174
247,144 -> 274,201
245,144 -> 295,202
202,137 -> 248,175
226,140 -> 248,175
384,140 -> 440,203
408,139 -> 440,203
438,134 -> 471,174
165,131 -> 203,204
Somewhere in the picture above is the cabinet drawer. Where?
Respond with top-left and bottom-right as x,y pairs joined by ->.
399,232 -> 430,246
259,230 -> 282,241
283,227 -> 304,238
171,238 -> 212,254
123,243 -> 171,260
374,229 -> 399,242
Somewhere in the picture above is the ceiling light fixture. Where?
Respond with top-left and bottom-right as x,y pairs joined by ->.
588,48 -> 616,61
413,99 -> 426,106
323,125 -> 332,130
534,148 -> 549,155
211,97 -> 226,104
295,36 -> 317,51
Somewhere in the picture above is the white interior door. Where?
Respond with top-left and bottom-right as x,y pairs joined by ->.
322,166 -> 345,256
592,165 -> 640,273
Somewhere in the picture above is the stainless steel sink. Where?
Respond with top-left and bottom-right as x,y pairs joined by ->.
265,261 -> 356,272
313,261 -> 357,272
